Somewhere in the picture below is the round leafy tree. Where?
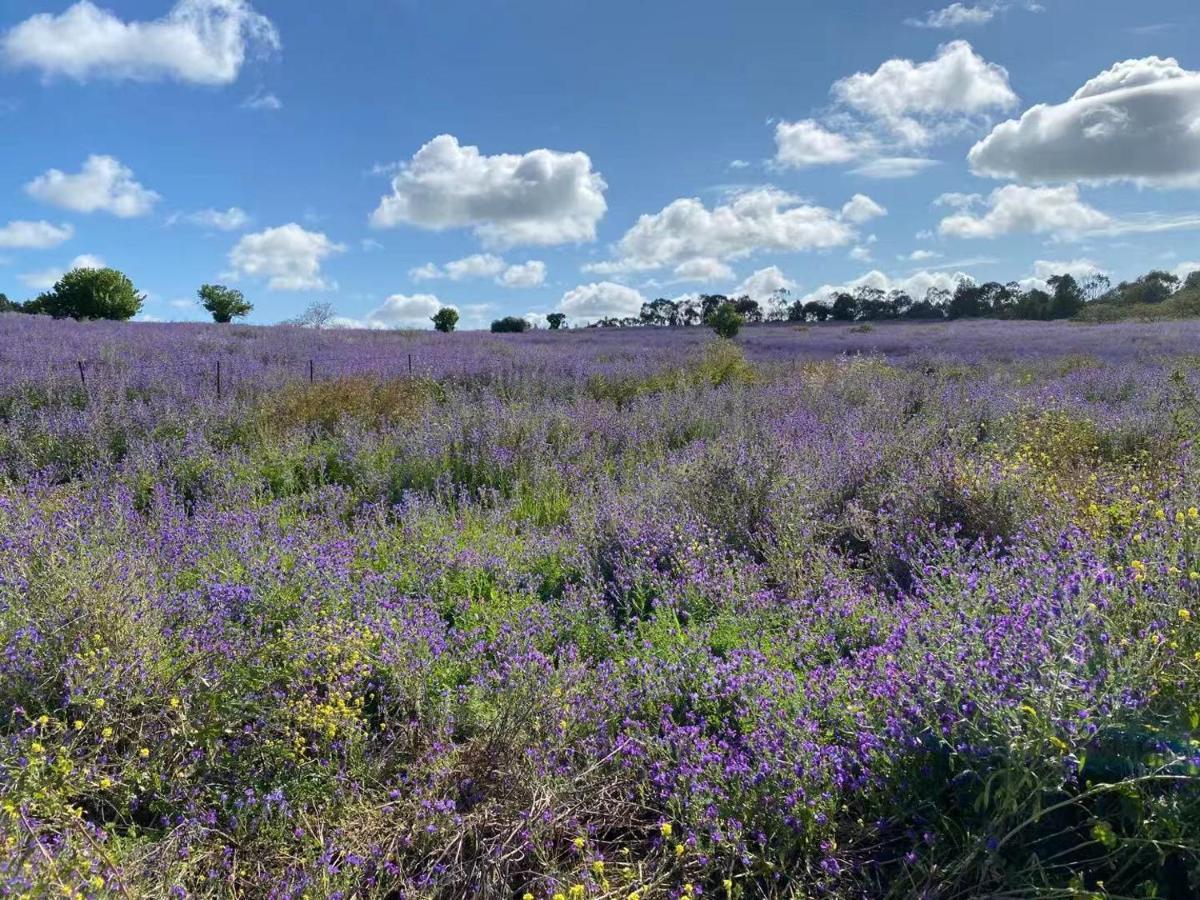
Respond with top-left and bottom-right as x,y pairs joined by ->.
709,302 -> 744,339
490,315 -> 531,333
431,307 -> 459,333
546,312 -> 567,330
29,267 -> 144,321
199,284 -> 253,323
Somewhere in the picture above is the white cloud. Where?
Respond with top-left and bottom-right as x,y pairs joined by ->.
228,223 -> 344,291
1,0 -> 279,85
498,259 -> 547,287
585,188 -> 854,274
729,159 -> 751,170
0,220 -> 73,249
19,253 -> 106,291
933,191 -> 985,209
167,206 -> 249,231
905,249 -> 943,261
849,245 -> 873,262
673,258 -> 735,282
26,155 -> 160,217
363,293 -> 451,329
969,56 -> 1200,188
1174,262 -> 1200,282
833,40 -> 1018,144
410,253 -> 547,287
734,266 -> 796,300
841,193 -> 888,224
369,134 -> 608,247
850,156 -> 940,178
774,119 -> 869,168
240,87 -> 280,110
558,282 -> 646,322
906,3 -> 996,29
938,184 -> 1111,239
1018,259 -> 1110,292
445,254 -> 507,280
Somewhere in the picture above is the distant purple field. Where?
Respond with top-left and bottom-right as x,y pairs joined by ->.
1,316 -> 1198,898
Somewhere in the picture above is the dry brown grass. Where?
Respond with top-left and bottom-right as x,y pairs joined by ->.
262,376 -> 437,432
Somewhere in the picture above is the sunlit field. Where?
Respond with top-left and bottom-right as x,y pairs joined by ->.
2,316 -> 1199,898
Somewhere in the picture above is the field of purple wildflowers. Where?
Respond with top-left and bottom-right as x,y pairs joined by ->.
2,315 -> 1199,898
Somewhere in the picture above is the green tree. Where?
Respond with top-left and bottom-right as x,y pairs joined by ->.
26,266 -> 144,320
431,307 -> 459,333
0,293 -> 17,313
709,302 -> 744,339
546,312 -> 567,330
830,292 -> 857,322
198,283 -> 252,323
490,315 -> 530,333
1047,274 -> 1085,319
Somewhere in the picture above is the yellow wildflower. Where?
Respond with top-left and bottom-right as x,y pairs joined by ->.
660,822 -> 672,838
138,747 -> 150,758
573,836 -> 585,850
1181,609 -> 1192,622
93,698 -> 105,709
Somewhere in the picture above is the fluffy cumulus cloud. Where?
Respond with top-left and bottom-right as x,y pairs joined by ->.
833,40 -> 1018,144
370,134 -> 608,247
558,282 -> 646,322
497,259 -> 547,287
938,184 -> 1111,239
19,253 -> 106,291
0,220 -> 73,249
1018,258 -> 1109,292
228,223 -> 344,291
841,193 -> 888,224
673,258 -> 735,282
969,56 -> 1200,188
362,293 -> 450,330
167,206 -> 249,231
26,155 -> 160,217
773,41 -> 1015,173
1,0 -> 279,84
585,188 -> 854,274
773,119 -> 869,168
734,266 -> 796,301
410,254 -> 547,288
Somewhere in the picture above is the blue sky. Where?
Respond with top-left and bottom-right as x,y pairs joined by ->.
2,0 -> 1199,328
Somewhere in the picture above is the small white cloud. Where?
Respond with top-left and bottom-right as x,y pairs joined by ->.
167,206 -> 249,231
849,245 -> 873,262
833,40 -> 1018,144
906,3 -> 996,29
673,258 -> 735,282
0,220 -> 73,249
19,253 -> 106,290
498,259 -> 547,287
938,184 -> 1111,239
850,157 -> 940,179
370,134 -> 608,247
558,281 -> 646,322
1,0 -> 280,85
240,87 -> 281,110
933,191 -> 985,209
445,254 -> 507,280
585,188 -> 854,274
228,223 -> 344,291
774,119 -> 870,168
362,293 -> 451,329
734,265 -> 796,300
26,155 -> 160,217
905,249 -> 943,261
729,159 -> 751,170
841,193 -> 888,224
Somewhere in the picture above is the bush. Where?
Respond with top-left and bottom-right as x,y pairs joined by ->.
708,302 -> 744,339
198,284 -> 252,324
546,313 -> 567,330
431,308 -> 459,333
491,316 -> 530,333
25,267 -> 144,321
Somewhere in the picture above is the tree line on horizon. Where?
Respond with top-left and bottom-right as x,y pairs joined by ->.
3,264 -> 1199,330
584,268 -> 1200,329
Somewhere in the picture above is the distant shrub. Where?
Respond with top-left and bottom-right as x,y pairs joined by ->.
198,283 -> 252,323
709,302 -> 743,339
491,316 -> 530,333
431,307 -> 459,333
546,312 -> 567,330
25,266 -> 144,321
